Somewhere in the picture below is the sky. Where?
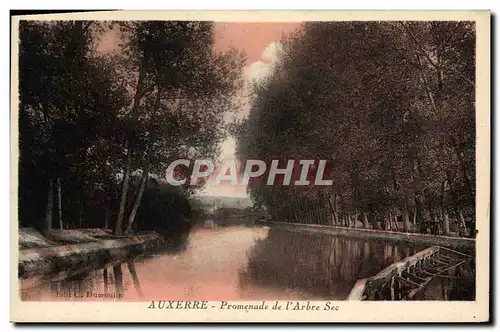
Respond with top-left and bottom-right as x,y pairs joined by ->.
98,22 -> 302,198
200,22 -> 301,198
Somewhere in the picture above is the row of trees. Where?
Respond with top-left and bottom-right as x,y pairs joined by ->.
234,22 -> 476,236
19,20 -> 244,239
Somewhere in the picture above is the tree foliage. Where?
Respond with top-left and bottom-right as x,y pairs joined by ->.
235,21 -> 475,236
18,20 -> 244,244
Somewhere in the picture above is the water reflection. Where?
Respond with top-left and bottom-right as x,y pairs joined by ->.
112,264 -> 124,297
21,227 -> 440,301
21,227 -> 271,301
413,260 -> 475,301
239,229 -> 422,300
127,261 -> 143,297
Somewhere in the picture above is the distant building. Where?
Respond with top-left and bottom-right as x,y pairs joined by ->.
204,219 -> 217,229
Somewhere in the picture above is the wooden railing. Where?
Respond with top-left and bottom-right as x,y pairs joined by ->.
346,246 -> 472,300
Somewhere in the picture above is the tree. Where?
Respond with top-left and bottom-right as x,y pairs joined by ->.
19,21 -> 128,233
112,21 -> 245,235
234,21 -> 475,236
19,20 -> 246,248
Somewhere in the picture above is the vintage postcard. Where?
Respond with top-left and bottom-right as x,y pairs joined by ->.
10,10 -> 490,323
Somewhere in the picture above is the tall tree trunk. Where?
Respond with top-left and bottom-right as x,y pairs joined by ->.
325,193 -> 333,225
294,192 -> 301,223
317,197 -> 324,225
310,203 -> 315,224
451,136 -> 473,202
116,148 -> 132,236
387,211 -> 393,231
458,209 -> 467,237
125,151 -> 151,234
362,211 -> 369,229
291,189 -> 299,222
372,214 -> 380,230
415,195 -> 423,232
316,204 -> 322,225
57,177 -> 63,229
104,197 -> 110,229
79,201 -> 84,228
331,193 -> 339,225
124,85 -> 163,235
443,212 -> 450,236
290,188 -> 299,223
43,179 -> 54,236
318,191 -> 326,225
115,61 -> 147,235
440,179 -> 449,236
402,205 -> 411,233
432,212 -> 439,235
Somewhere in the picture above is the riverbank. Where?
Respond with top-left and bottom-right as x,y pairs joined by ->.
262,221 -> 475,250
18,228 -> 165,281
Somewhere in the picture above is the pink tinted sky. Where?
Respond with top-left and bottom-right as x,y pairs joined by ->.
213,23 -> 300,62
99,22 -> 302,198
205,22 -> 301,198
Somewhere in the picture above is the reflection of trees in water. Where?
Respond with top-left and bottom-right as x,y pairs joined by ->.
448,261 -> 475,300
239,229 -> 419,300
43,259 -> 143,300
414,259 -> 476,301
112,264 -> 124,296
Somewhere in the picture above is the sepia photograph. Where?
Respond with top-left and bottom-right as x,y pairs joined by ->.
10,10 -> 490,323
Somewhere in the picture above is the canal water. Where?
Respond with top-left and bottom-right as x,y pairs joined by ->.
20,226 -> 426,301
